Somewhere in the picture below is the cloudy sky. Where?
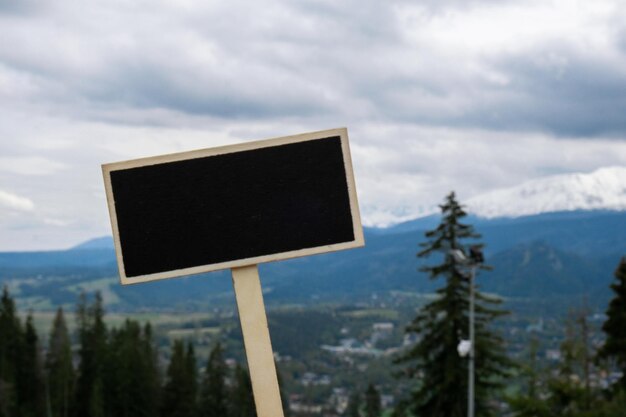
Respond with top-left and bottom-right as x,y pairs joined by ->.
2,0 -> 626,250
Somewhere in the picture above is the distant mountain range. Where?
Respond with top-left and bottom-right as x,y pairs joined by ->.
1,209 -> 624,311
71,236 -> 115,251
466,166 -> 626,218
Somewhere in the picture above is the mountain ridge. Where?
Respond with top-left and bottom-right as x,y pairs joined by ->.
1,210 -> 624,310
365,166 -> 626,227
466,166 -> 626,218
71,236 -> 114,251
57,209 -> 626,253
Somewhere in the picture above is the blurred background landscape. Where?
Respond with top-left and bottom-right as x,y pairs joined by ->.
2,0 -> 626,416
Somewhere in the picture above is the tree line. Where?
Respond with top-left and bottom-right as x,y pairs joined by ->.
0,290 -> 262,417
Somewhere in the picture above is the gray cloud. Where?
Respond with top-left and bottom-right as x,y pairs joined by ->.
345,40 -> 626,137
0,0 -> 46,15
1,0 -> 625,138
486,44 -> 626,136
0,189 -> 34,211
2,0 -> 626,249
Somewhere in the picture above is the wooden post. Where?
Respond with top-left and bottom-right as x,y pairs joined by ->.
232,265 -> 284,417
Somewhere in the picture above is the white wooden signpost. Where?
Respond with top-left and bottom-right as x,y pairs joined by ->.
102,127 -> 364,417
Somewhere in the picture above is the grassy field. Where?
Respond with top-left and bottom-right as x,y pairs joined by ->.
21,310 -> 220,341
340,308 -> 399,320
66,277 -> 120,305
167,326 -> 221,338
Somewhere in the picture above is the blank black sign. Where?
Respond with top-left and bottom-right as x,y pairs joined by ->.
103,129 -> 364,284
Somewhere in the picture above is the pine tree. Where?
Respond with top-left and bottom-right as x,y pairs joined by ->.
104,319 -> 161,417
142,323 -> 161,417
161,340 -> 197,417
0,286 -> 23,417
395,192 -> 510,417
599,256 -> 626,393
542,308 -> 601,416
74,292 -> 107,417
545,317 -> 586,416
364,384 -> 381,417
199,343 -> 229,417
508,337 -> 550,417
46,307 -> 75,417
577,307 -> 593,409
230,363 -> 256,417
18,313 -> 47,417
346,391 -> 361,417
185,342 -> 198,414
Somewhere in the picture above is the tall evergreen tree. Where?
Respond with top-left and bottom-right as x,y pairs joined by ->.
18,313 -> 47,417
230,363 -> 256,417
74,292 -> 107,417
395,192 -> 510,417
0,286 -> 22,417
364,384 -> 381,417
46,307 -> 75,417
508,337 -> 550,417
142,323 -> 161,416
161,340 -> 197,417
544,314 -> 589,417
599,256 -> 626,393
104,319 -> 160,417
199,343 -> 228,417
346,391 -> 361,417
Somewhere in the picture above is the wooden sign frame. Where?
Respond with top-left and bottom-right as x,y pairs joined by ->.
102,127 -> 365,417
102,127 -> 364,285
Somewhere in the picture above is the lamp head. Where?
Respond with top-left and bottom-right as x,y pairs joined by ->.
469,245 -> 484,264
449,249 -> 467,263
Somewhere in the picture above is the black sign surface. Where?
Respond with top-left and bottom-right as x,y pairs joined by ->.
103,128 -> 363,284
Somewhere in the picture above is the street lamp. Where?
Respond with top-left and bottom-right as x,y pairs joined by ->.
450,246 -> 483,417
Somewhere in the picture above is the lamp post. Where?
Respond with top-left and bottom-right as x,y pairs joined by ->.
450,246 -> 483,417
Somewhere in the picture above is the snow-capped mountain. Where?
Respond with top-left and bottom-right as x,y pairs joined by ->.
467,166 -> 626,218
